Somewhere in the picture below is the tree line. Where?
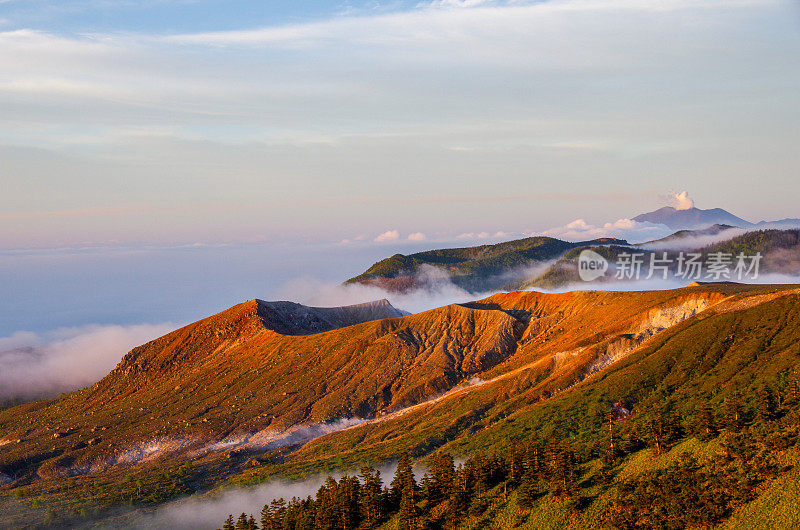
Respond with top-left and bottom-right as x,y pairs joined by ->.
218,378 -> 800,529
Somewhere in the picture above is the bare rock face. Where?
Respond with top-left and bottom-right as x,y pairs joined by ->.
256,299 -> 408,336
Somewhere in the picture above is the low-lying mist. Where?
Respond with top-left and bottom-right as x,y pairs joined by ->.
637,228 -> 749,250
275,262 -> 555,314
0,323 -> 176,405
129,461 -> 406,530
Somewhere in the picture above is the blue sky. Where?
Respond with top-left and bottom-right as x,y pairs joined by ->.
2,0 -> 799,252
1,0 -> 800,335
0,0 -> 396,33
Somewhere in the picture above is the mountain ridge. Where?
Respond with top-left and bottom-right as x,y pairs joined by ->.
2,284 -> 800,527
632,206 -> 753,229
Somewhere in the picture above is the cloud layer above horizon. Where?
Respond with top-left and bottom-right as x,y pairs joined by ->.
1,0 -> 799,249
0,323 -> 177,403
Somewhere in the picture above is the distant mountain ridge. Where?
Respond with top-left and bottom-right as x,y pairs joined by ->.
632,205 -> 800,231
632,206 -> 753,230
347,205 -> 800,294
514,228 -> 800,289
345,235 -> 628,293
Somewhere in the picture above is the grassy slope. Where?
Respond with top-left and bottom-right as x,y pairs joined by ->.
2,284 -> 800,527
239,286 -> 800,528
449,439 -> 800,529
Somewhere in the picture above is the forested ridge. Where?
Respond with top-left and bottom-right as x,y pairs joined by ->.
218,375 -> 800,529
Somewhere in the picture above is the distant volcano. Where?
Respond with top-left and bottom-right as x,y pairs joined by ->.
632,206 -> 753,230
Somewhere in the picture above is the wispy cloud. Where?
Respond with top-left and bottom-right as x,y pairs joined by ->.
0,0 -> 797,249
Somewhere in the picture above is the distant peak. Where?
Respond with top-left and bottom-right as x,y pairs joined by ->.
632,206 -> 752,230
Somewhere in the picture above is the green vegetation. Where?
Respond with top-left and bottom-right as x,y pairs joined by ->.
346,236 -> 624,293
3,285 -> 800,528
516,229 -> 800,289
216,392 -> 800,529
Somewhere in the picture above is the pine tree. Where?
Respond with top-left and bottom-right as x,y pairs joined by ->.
314,479 -> 338,530
398,472 -> 418,530
234,513 -> 249,530
622,423 -> 645,454
359,466 -> 386,528
429,452 -> 455,504
506,445 -> 525,486
222,515 -> 235,530
335,475 -> 360,530
390,453 -> 415,510
647,416 -> 665,456
419,473 -> 432,504
259,504 -> 272,530
517,472 -> 540,509
445,463 -> 468,528
605,408 -> 620,463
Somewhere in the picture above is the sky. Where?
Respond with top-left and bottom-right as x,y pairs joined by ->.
1,0 -> 799,337
1,0 -> 799,251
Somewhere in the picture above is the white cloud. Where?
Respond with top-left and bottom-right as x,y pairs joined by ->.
543,218 -> 673,243
455,231 -> 508,240
163,0 -> 778,49
374,229 -> 400,242
424,0 -> 495,8
670,190 -> 695,210
275,267 -> 491,315
407,232 -> 427,241
0,322 -> 177,403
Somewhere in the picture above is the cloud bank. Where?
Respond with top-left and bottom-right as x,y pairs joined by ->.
0,322 -> 176,404
542,218 -> 673,244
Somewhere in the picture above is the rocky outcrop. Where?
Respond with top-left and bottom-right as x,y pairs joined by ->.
256,299 -> 408,335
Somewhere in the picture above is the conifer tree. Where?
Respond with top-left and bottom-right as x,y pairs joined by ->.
445,465 -> 468,528
234,513 -> 249,530
398,473 -> 418,530
622,423 -> 645,454
517,472 -> 540,509
420,472 -> 432,504
359,466 -> 386,528
390,453 -> 415,510
314,479 -> 338,530
222,515 -> 235,530
430,452 -> 456,503
259,504 -> 272,530
335,475 -> 360,530
605,408 -> 619,463
647,416 -> 665,456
